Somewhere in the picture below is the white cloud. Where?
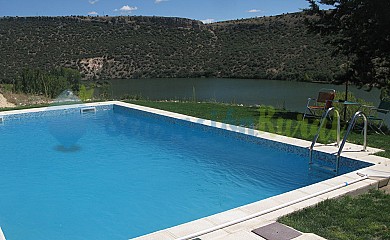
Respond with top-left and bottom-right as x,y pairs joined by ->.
88,11 -> 98,15
89,0 -> 99,4
115,5 -> 138,12
247,9 -> 262,13
155,0 -> 168,3
120,5 -> 138,12
201,19 -> 215,24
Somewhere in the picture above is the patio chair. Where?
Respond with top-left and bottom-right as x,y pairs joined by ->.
303,89 -> 336,120
364,98 -> 390,134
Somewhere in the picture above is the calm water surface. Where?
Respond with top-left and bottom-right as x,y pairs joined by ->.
103,78 -> 381,112
100,78 -> 389,125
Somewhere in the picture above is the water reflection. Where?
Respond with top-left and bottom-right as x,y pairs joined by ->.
48,90 -> 87,151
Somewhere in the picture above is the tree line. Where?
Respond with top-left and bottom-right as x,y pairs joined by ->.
0,13 -> 342,83
14,68 -> 80,98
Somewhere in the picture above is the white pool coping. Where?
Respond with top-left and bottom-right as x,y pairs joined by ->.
0,227 -> 5,240
1,101 -> 390,240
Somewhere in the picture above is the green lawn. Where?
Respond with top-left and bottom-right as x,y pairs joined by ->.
0,104 -> 50,112
279,190 -> 390,240
126,100 -> 390,158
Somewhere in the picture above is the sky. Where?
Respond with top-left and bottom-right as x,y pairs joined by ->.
0,0 -> 314,23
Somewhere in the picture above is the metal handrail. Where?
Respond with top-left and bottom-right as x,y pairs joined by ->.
336,111 -> 367,175
309,107 -> 340,164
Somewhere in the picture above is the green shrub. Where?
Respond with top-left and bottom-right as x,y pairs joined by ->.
78,84 -> 94,101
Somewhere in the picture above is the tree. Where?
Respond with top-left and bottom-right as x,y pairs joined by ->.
51,67 -> 81,93
15,67 -> 81,98
305,0 -> 390,91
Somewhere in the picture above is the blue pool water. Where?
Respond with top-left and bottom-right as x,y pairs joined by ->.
0,105 -> 370,239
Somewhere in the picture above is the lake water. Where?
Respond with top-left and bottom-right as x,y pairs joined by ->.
101,78 -> 389,126
102,78 -> 381,112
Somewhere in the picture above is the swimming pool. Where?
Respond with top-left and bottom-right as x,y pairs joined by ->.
0,103 -> 372,239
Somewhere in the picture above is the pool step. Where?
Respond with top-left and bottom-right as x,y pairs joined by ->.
310,163 -> 336,174
80,107 -> 96,114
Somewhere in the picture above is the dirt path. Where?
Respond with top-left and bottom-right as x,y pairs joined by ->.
0,93 -> 16,108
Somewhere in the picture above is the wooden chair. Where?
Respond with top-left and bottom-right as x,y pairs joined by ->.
303,89 -> 336,120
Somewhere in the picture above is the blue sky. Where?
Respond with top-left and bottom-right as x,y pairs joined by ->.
0,0 -> 314,22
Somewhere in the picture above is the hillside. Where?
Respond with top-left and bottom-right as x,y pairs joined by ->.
0,13 -> 345,82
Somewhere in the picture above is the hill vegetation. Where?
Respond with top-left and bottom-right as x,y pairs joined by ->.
0,13 -> 345,83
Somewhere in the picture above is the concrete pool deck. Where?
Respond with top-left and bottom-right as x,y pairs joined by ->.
1,101 -> 389,240
133,164 -> 389,240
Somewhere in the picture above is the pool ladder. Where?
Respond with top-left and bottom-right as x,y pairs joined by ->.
309,110 -> 367,175
335,111 -> 367,175
309,107 -> 340,173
